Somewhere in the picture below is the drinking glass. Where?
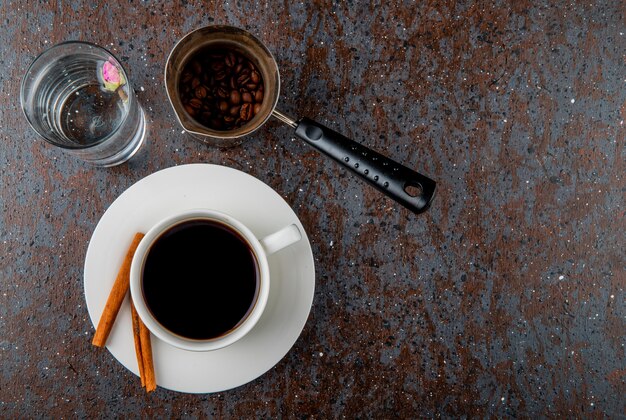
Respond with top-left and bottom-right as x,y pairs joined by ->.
20,41 -> 146,167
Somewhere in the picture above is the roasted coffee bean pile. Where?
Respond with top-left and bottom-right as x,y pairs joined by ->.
179,49 -> 264,131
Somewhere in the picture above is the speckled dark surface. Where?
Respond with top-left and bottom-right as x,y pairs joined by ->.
1,1 -> 625,417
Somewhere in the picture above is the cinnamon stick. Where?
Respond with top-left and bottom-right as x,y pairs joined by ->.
92,232 -> 145,348
138,314 -> 157,392
130,301 -> 145,388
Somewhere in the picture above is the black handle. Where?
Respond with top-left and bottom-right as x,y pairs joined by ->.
294,118 -> 436,214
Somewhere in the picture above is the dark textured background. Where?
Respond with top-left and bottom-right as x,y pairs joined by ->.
1,1 -> 624,417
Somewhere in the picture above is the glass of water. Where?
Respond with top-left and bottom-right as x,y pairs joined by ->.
20,41 -> 146,167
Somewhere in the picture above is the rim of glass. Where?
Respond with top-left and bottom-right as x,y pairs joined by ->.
20,40 -> 134,150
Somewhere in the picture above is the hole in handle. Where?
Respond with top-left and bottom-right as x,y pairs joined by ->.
404,182 -> 423,197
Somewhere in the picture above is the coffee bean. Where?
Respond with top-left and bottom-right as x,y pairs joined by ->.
178,47 -> 265,131
214,70 -> 227,81
189,98 -> 202,109
184,104 -> 196,116
240,103 -> 252,121
229,105 -> 241,116
182,72 -> 193,83
237,74 -> 250,85
217,87 -> 229,98
195,86 -> 208,99
225,51 -> 236,67
230,90 -> 241,105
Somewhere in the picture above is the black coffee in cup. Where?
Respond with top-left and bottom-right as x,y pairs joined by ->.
142,219 -> 259,340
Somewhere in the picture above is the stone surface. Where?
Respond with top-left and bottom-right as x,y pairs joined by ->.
0,1 -> 624,417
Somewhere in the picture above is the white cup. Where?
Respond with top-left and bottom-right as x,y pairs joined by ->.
129,209 -> 302,351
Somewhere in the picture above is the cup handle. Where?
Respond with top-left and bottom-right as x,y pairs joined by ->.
259,224 -> 302,255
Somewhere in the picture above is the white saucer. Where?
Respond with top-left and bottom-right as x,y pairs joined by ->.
84,164 -> 315,393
